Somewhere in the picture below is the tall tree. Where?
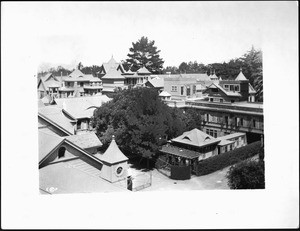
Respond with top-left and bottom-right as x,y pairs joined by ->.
91,88 -> 192,160
124,36 -> 165,74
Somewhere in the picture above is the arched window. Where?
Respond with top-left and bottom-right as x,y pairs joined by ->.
58,147 -> 66,159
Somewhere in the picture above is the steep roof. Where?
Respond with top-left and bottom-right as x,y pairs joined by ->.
69,69 -> 84,78
54,95 -> 111,119
66,133 -> 102,150
102,68 -> 125,79
235,69 -> 247,81
39,130 -> 64,162
172,128 -> 219,148
101,56 -> 124,74
97,136 -> 128,164
38,105 -> 76,135
137,66 -> 151,74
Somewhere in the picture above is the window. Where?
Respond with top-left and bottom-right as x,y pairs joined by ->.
230,85 -> 234,91
214,130 -> 217,138
224,85 -> 229,89
80,82 -> 84,87
231,100 -> 235,103
210,98 -> 213,102
220,99 -> 224,103
171,86 -> 177,92
181,86 -> 184,95
253,119 -> 256,128
212,88 -> 218,93
235,85 -> 240,91
186,86 -> 191,96
77,121 -> 81,130
193,85 -> 196,94
240,118 -> 244,126
225,116 -> 228,124
58,147 -> 66,159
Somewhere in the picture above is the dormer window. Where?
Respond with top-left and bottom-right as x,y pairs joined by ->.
183,136 -> 191,141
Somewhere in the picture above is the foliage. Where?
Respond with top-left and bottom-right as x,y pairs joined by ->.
124,36 -> 165,74
92,88 -> 193,159
81,65 -> 102,77
196,141 -> 261,176
226,160 -> 265,189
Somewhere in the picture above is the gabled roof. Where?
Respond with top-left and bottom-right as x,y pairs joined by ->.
39,130 -> 64,162
147,77 -> 164,88
235,69 -> 247,81
101,56 -> 124,74
137,66 -> 151,74
205,83 -> 241,97
39,73 -> 61,89
38,105 -> 76,135
69,69 -> 84,78
102,68 -> 125,79
66,133 -> 102,150
97,136 -> 128,164
172,128 -> 219,148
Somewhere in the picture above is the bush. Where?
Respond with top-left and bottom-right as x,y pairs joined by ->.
226,160 -> 265,189
196,141 -> 261,176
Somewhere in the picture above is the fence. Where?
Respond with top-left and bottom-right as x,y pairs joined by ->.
127,172 -> 152,192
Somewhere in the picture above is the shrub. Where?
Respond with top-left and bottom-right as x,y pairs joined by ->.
226,160 -> 265,189
196,141 -> 261,176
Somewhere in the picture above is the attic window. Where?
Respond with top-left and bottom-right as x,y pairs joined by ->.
204,137 -> 211,141
183,136 -> 191,141
58,147 -> 66,159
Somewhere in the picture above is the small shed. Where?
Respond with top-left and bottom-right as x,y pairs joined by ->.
96,135 -> 128,183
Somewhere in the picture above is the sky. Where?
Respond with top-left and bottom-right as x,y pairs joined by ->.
4,1 -> 286,71
1,2 -> 295,71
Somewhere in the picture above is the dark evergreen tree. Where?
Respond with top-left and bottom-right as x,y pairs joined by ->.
124,36 -> 165,74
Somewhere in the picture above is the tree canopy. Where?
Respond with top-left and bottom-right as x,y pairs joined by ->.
91,88 -> 201,159
226,159 -> 265,189
123,36 -> 165,74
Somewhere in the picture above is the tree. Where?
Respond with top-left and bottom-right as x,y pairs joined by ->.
226,160 -> 265,189
77,62 -> 83,70
92,88 -> 186,160
124,36 -> 165,74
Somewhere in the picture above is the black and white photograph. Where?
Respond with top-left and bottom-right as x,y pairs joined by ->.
1,1 -> 298,229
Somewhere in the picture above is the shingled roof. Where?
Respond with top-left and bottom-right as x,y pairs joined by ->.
172,128 -> 219,148
96,136 -> 128,164
137,66 -> 151,74
66,133 -> 102,150
235,68 -> 248,81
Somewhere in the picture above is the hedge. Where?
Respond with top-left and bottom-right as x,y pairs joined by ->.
196,141 -> 262,176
